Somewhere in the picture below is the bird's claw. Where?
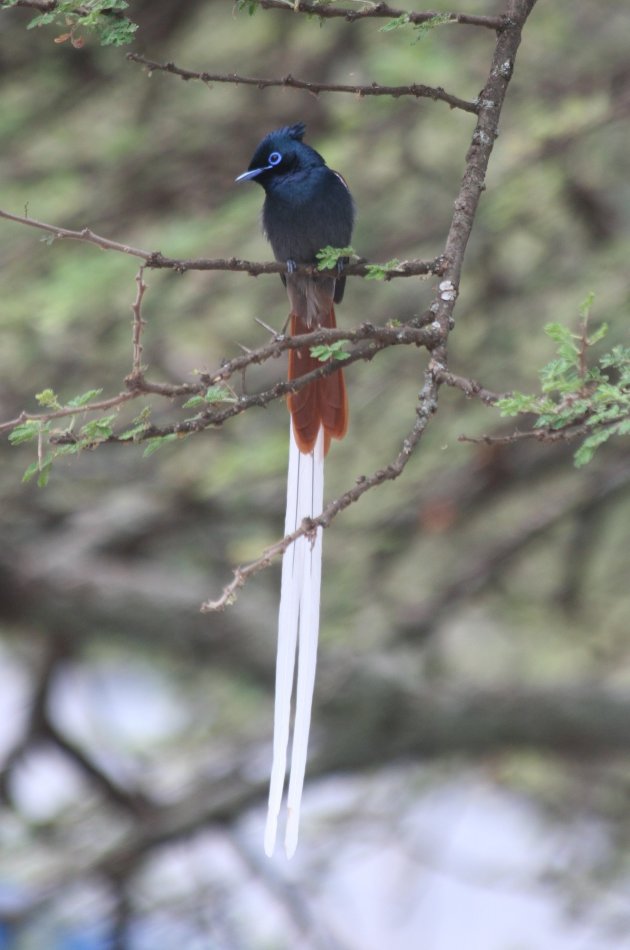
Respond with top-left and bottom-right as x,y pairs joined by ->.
286,259 -> 297,274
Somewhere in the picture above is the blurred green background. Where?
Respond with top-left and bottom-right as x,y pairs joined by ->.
0,1 -> 629,947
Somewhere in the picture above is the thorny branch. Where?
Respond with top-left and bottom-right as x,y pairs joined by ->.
0,208 -> 441,279
127,53 -> 479,114
0,315 -> 440,437
254,1 -> 506,31
2,0 -> 504,30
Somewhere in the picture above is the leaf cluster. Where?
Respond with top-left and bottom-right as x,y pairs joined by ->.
496,298 -> 630,466
310,340 -> 351,362
9,389 -> 132,487
316,245 -> 356,271
316,245 -> 401,281
380,12 -> 453,40
8,0 -> 138,47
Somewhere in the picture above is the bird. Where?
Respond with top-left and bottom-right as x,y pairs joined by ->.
236,123 -> 354,857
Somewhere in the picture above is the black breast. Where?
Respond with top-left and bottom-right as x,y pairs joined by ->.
263,166 -> 354,264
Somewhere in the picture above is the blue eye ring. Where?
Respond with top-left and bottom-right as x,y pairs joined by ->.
268,151 -> 282,166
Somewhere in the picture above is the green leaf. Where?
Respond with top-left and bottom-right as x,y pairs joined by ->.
544,323 -> 575,347
182,386 -> 236,409
204,385 -> 236,403
381,12 -> 452,38
181,395 -> 206,410
574,426 -> 617,468
27,12 -> 57,28
79,414 -> 117,443
118,422 -> 150,441
37,461 -> 53,488
22,455 -> 53,488
36,388 -> 61,409
310,340 -> 351,362
413,13 -> 453,38
142,434 -> 179,457
235,0 -> 260,13
485,298 -> 626,467
365,259 -> 401,281
21,460 -> 41,484
23,0 -> 137,48
66,388 -> 103,408
316,245 -> 355,271
579,291 -> 595,320
587,322 -> 608,346
9,421 -> 41,445
98,19 -> 138,46
380,14 -> 411,32
495,393 -> 542,416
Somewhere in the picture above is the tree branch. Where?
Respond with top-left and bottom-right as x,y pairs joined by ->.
458,415 -> 629,449
436,368 -> 503,405
0,207 -> 441,279
1,317 -> 440,438
127,53 -> 479,114
255,1 -> 505,31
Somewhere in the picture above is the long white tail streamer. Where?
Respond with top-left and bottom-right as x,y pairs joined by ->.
264,424 -> 325,858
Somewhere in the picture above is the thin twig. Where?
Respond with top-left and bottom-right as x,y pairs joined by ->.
436,369 -> 503,405
130,266 -> 147,377
127,53 -> 479,114
458,415 -> 628,448
0,391 -> 138,435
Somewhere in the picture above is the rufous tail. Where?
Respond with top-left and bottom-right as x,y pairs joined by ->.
287,306 -> 348,455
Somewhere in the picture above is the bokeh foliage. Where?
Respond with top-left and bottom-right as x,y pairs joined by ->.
0,1 -> 629,946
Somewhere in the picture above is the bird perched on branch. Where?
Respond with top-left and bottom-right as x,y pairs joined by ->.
236,123 -> 354,857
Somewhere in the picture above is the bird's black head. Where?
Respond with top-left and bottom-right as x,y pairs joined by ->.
235,123 -> 325,188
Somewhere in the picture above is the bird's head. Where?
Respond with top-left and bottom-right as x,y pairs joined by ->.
235,122 -> 325,188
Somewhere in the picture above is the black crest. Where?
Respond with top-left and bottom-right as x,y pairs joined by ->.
282,122 -> 306,142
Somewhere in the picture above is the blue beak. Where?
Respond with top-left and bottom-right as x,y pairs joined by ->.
235,166 -> 268,183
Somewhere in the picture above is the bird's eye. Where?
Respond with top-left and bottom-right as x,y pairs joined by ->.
268,151 -> 282,166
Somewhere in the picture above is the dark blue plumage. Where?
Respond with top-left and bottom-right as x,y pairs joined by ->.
237,123 -> 354,267
237,123 -> 354,454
